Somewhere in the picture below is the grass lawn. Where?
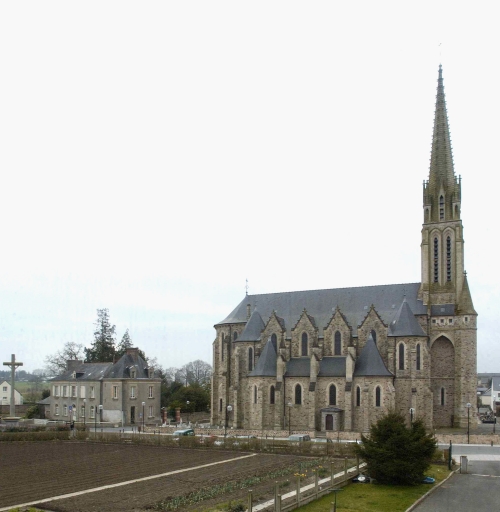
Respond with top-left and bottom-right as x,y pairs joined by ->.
296,465 -> 452,512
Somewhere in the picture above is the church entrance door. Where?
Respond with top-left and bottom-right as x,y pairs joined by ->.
325,414 -> 333,430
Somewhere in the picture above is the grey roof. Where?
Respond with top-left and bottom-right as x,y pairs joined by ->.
318,357 -> 346,377
354,335 -> 393,377
285,358 -> 311,377
217,282 -> 426,338
430,304 -> 455,316
389,299 -> 425,337
51,362 -> 112,381
249,340 -> 277,377
492,377 -> 500,392
238,309 -> 265,342
37,396 -> 51,405
51,350 -> 152,381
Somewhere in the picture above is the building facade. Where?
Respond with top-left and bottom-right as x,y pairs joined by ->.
1,380 -> 24,405
47,348 -> 161,426
211,66 -> 477,432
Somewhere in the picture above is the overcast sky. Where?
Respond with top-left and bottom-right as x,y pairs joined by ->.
1,2 -> 498,374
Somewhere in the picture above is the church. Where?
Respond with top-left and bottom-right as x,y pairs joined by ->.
211,66 -> 477,433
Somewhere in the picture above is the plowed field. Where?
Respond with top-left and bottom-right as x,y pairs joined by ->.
0,442 -> 309,511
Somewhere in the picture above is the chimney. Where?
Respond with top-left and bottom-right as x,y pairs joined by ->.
66,360 -> 82,372
126,347 -> 139,358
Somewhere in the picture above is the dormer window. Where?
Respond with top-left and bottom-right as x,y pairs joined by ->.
130,369 -> 136,379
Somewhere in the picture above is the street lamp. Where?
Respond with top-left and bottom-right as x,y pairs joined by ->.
409,407 -> 415,425
224,405 -> 232,438
142,401 -> 145,433
83,399 -> 86,429
186,400 -> 190,425
287,402 -> 293,435
466,403 -> 472,444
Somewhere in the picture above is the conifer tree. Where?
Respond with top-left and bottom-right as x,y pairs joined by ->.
355,411 -> 436,485
115,328 -> 133,359
85,308 -> 116,362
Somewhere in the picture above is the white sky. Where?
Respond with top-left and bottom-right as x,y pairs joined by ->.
1,2 -> 499,374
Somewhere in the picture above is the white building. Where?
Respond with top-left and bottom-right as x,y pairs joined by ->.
1,380 -> 24,405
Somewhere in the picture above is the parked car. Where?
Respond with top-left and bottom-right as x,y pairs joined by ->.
287,434 -> 311,443
310,438 -> 332,443
172,428 -> 195,440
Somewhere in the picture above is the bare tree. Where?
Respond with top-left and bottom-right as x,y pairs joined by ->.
176,360 -> 212,386
44,341 -> 85,376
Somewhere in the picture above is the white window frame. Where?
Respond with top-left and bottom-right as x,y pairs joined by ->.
90,386 -> 95,399
148,405 -> 154,418
112,385 -> 118,399
130,386 -> 136,399
63,404 -> 68,416
71,385 -> 77,398
148,385 -> 153,399
55,404 -> 59,416
90,405 -> 95,419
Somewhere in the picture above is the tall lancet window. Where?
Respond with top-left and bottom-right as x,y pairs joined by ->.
271,333 -> 277,352
334,331 -> 341,355
433,238 -> 439,283
439,195 -> 445,220
301,333 -> 308,356
446,236 -> 452,282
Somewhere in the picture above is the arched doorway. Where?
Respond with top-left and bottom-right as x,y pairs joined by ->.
431,336 -> 455,427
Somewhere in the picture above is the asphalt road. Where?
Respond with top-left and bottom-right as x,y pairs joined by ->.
413,445 -> 500,512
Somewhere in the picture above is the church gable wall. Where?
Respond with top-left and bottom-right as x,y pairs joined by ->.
323,311 -> 351,357
357,308 -> 388,365
291,313 -> 318,358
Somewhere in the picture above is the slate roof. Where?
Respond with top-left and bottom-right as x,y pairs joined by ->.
318,357 -> 346,377
238,309 -> 265,342
249,340 -> 277,377
217,282 -> 426,338
51,350 -> 152,381
353,335 -> 392,377
389,298 -> 425,336
285,358 -> 311,377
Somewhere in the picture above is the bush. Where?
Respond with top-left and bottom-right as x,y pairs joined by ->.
355,411 -> 436,485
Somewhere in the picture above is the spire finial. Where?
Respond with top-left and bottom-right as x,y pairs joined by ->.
245,278 -> 249,296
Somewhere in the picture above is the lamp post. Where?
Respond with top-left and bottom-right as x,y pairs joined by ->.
466,403 -> 472,444
83,399 -> 86,429
224,404 -> 232,438
287,402 -> 293,435
409,407 -> 415,425
142,401 -> 145,433
186,400 -> 190,425
94,406 -> 97,434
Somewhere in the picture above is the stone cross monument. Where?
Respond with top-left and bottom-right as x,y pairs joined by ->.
3,354 -> 23,417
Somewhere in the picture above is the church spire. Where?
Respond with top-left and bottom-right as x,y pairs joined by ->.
428,65 -> 456,189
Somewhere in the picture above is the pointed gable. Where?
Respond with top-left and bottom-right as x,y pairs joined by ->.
389,298 -> 425,336
354,335 -> 392,377
238,309 -> 265,342
248,339 -> 277,377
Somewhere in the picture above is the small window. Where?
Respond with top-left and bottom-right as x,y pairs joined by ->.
440,387 -> 445,406
253,385 -> 258,404
113,386 -> 118,399
80,405 -> 85,418
432,319 -> 437,324
465,317 -> 469,323
148,385 -> 154,398
130,369 -> 136,378
248,347 -> 253,371
375,386 -> 381,407
334,331 -> 341,355
416,344 -> 421,371
329,384 -> 337,406
148,405 -> 154,418
55,404 -> 59,416
219,398 -> 223,412
295,384 -> 302,405
448,318 -> 453,324
130,386 -> 136,399
356,386 -> 361,407
433,237 -> 439,283
90,386 -> 95,399
90,405 -> 95,418
63,404 -> 68,416
270,385 -> 275,405
301,333 -> 308,356
233,331 -> 238,341
398,343 -> 405,370
440,318 -> 445,324
439,195 -> 444,220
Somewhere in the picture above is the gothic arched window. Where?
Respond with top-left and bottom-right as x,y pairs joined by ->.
334,331 -> 341,355
270,385 -> 275,405
356,386 -> 361,407
253,385 -> 258,404
446,236 -> 452,282
301,333 -> 308,356
248,347 -> 253,371
416,344 -> 421,370
329,384 -> 337,405
375,386 -> 381,407
233,331 -> 238,341
295,384 -> 302,405
271,333 -> 277,352
371,330 -> 377,344
433,237 -> 439,283
440,387 -> 445,406
399,343 -> 405,370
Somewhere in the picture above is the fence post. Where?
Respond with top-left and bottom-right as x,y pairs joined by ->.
296,475 -> 301,505
276,494 -> 282,512
247,489 -> 253,512
315,469 -> 319,496
275,481 -> 279,504
331,461 -> 335,486
344,457 -> 348,479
